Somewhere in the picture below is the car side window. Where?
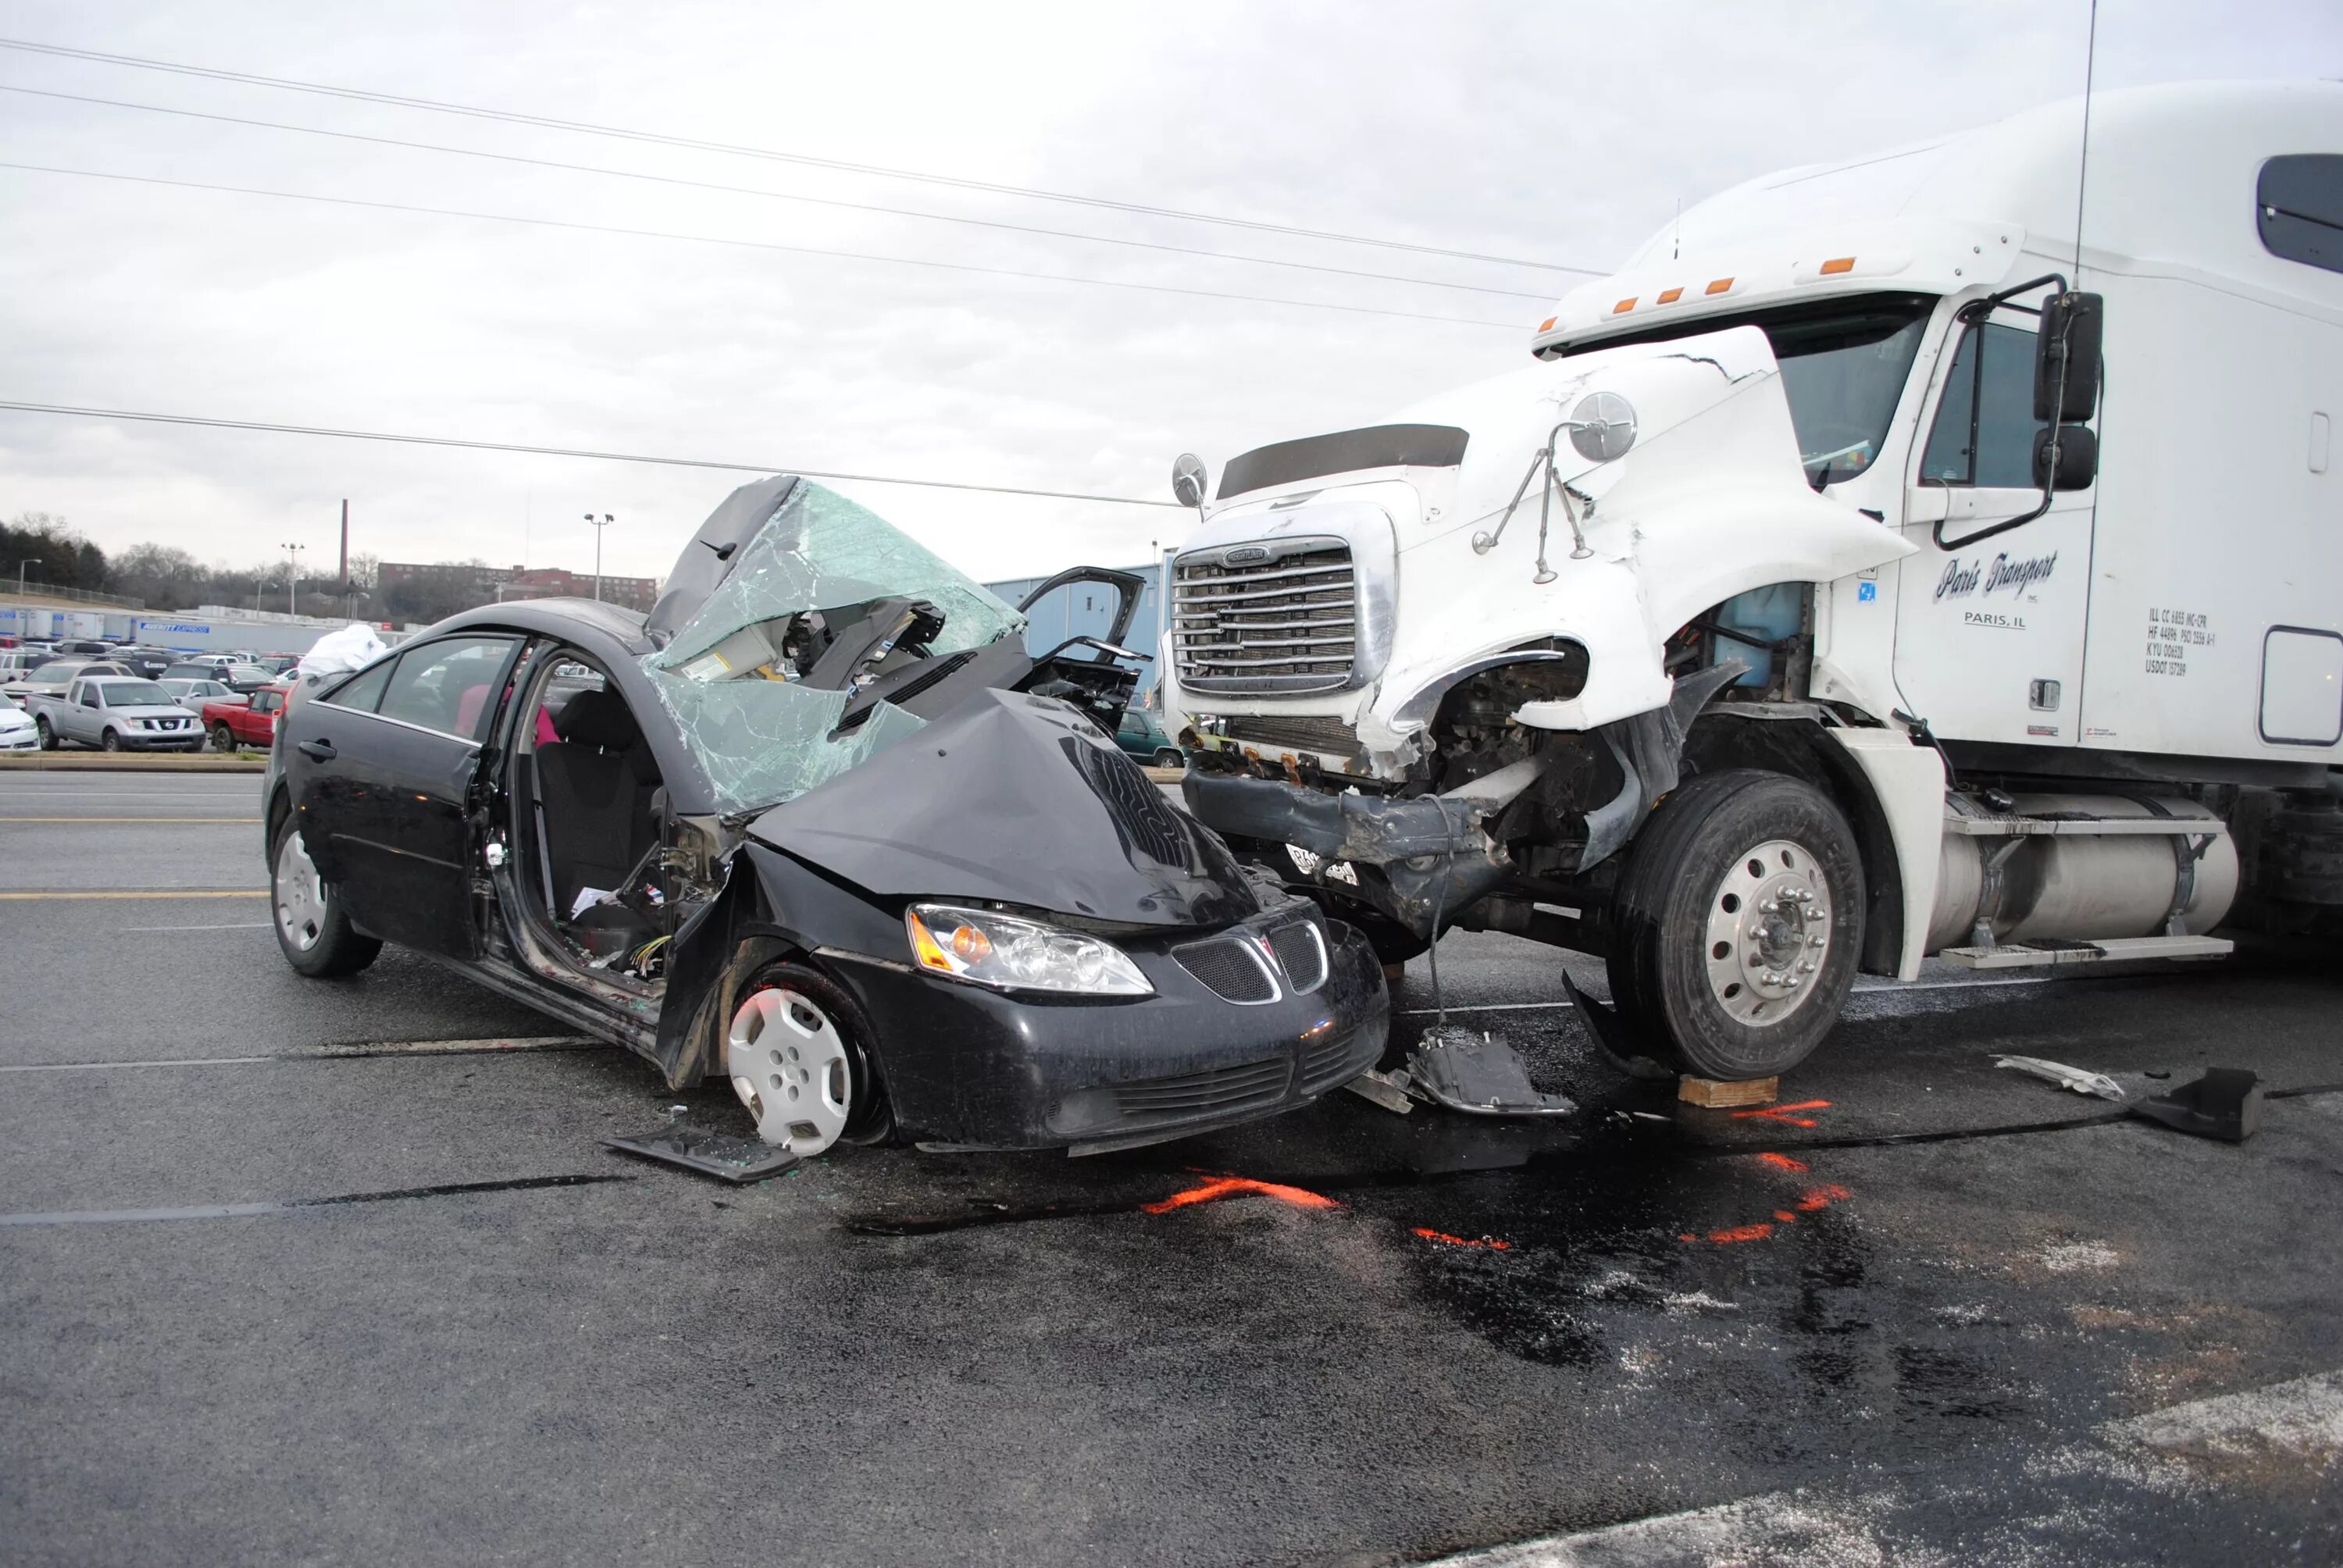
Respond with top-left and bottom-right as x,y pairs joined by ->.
79,686 -> 99,708
323,657 -> 397,715
376,636 -> 516,742
1919,321 -> 2048,488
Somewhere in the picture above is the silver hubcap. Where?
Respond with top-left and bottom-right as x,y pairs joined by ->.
727,987 -> 853,1154
1703,838 -> 1832,1026
274,830 -> 327,953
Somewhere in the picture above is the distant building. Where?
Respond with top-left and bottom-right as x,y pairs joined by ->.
376,561 -> 662,618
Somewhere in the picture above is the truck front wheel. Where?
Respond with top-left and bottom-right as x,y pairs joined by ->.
1606,769 -> 1863,1082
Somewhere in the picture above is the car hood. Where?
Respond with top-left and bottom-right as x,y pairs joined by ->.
747,687 -> 1260,928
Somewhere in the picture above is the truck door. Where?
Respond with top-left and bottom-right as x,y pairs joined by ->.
1894,314 -> 2097,746
280,634 -> 520,957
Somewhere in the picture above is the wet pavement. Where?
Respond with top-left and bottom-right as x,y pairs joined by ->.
3,771 -> 2339,1564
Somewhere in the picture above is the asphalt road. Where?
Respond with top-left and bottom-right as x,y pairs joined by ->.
3,770 -> 2338,1565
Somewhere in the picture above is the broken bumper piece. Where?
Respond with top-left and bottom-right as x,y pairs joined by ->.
827,914 -> 1389,1154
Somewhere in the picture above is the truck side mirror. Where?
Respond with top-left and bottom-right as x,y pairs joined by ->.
2034,290 -> 2102,423
2033,424 -> 2098,491
1171,453 -> 1210,511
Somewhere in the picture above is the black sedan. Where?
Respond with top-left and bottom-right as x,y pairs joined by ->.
263,476 -> 1386,1156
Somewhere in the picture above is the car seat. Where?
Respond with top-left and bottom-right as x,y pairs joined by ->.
533,688 -> 662,924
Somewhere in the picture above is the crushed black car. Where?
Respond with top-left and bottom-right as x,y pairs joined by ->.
263,476 -> 1389,1154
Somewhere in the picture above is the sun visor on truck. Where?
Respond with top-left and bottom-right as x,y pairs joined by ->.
1217,423 -> 1469,500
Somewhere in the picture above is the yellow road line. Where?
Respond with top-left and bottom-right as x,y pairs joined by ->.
0,815 -> 262,823
0,889 -> 269,900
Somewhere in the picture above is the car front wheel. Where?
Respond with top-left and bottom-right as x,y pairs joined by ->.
1152,747 -> 1183,768
271,818 -> 382,978
725,962 -> 893,1155
1605,769 -> 1864,1082
100,729 -> 123,752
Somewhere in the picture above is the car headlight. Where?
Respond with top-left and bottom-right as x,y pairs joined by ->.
905,903 -> 1152,996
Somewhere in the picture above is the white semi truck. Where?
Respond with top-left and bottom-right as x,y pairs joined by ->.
1164,82 -> 2343,1082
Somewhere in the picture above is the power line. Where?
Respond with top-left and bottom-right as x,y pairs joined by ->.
0,160 -> 1528,330
0,84 -> 1559,302
0,398 -> 1189,507
0,35 -> 1601,276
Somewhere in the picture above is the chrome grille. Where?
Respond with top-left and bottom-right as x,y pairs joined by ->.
1173,539 -> 1357,693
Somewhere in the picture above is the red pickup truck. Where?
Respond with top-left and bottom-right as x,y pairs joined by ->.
201,684 -> 291,752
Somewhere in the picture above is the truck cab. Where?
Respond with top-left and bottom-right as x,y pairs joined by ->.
1167,83 -> 2343,1081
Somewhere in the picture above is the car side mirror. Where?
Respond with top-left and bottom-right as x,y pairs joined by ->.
2034,290 -> 2102,423
1171,452 -> 1210,511
2033,424 -> 2098,491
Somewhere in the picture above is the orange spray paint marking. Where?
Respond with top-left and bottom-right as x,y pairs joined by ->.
1754,1152 -> 1810,1173
1412,1228 -> 1512,1250
1732,1099 -> 1831,1128
1142,1176 -> 1341,1215
1774,1210 -> 1800,1224
1706,1223 -> 1774,1244
1795,1183 -> 1853,1213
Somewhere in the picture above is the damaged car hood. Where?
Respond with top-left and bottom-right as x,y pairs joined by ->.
749,688 -> 1261,927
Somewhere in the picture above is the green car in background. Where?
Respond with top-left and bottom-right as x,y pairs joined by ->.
1114,707 -> 1184,769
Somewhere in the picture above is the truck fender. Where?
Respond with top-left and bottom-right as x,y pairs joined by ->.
1824,728 -> 1947,982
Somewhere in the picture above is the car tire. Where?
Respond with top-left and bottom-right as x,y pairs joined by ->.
211,722 -> 236,753
34,715 -> 55,751
1152,747 -> 1184,768
270,816 -> 383,978
101,729 -> 123,753
725,960 -> 896,1153
1605,768 -> 1864,1082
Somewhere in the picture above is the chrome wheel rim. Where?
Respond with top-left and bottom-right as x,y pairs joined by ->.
274,829 -> 327,953
1703,838 -> 1832,1026
726,987 -> 852,1154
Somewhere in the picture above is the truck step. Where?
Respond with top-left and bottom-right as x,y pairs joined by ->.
1944,814 -> 2230,838
1939,934 -> 2234,970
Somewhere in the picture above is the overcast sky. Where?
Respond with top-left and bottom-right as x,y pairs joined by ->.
2,1 -> 2337,586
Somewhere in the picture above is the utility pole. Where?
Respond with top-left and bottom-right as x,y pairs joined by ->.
13,560 -> 37,597
283,543 -> 305,617
585,513 -> 612,601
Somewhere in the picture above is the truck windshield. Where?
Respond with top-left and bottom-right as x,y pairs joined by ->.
1561,294 -> 1935,489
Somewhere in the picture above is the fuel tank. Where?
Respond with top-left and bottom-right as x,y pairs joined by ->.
1926,793 -> 2238,952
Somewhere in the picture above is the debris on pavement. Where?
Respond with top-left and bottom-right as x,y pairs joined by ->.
1341,1068 -> 1416,1115
603,1125 -> 802,1184
1995,1054 -> 2127,1100
2133,1068 -> 2263,1143
1407,1027 -> 1577,1117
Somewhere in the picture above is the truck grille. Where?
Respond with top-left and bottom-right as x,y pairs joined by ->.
1173,540 -> 1357,693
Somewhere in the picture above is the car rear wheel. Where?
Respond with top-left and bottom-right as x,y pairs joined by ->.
34,715 -> 55,750
725,962 -> 892,1154
211,722 -> 236,752
271,818 -> 382,978
1606,769 -> 1863,1082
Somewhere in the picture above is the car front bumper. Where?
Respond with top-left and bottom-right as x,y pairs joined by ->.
824,914 -> 1389,1153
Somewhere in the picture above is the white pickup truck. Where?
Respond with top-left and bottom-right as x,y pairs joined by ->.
28,674 -> 205,753
1166,82 -> 2343,1082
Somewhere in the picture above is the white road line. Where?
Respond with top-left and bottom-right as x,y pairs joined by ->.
0,1036 -> 603,1072
119,921 -> 273,932
1425,1367 -> 2343,1566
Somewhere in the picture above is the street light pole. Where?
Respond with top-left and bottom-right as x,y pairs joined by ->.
584,513 -> 612,601
282,543 -> 305,617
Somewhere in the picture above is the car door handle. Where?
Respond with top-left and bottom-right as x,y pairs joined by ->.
297,739 -> 337,761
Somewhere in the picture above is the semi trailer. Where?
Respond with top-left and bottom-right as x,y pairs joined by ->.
1164,82 -> 2343,1082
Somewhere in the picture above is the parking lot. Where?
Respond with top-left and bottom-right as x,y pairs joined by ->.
4,766 -> 2339,1565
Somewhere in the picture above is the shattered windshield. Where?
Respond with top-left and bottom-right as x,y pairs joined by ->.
642,481 -> 1026,816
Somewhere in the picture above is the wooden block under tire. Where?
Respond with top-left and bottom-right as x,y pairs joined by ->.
1678,1074 -> 1779,1108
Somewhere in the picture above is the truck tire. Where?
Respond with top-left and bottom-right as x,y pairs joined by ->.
1606,768 -> 1864,1082
100,728 -> 123,753
211,722 -> 236,752
270,817 -> 382,978
34,715 -> 55,750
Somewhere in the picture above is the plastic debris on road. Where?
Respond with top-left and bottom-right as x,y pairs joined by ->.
1995,1054 -> 2127,1101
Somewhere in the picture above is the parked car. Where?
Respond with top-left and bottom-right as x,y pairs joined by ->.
0,694 -> 37,752
0,650 -> 52,682
28,675 -> 203,752
52,640 -> 115,657
159,676 -> 237,707
1114,708 -> 1185,769
162,659 -> 233,683
112,647 -> 180,679
218,663 -> 281,695
204,684 -> 289,751
4,658 -> 129,704
266,476 -> 1388,1157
